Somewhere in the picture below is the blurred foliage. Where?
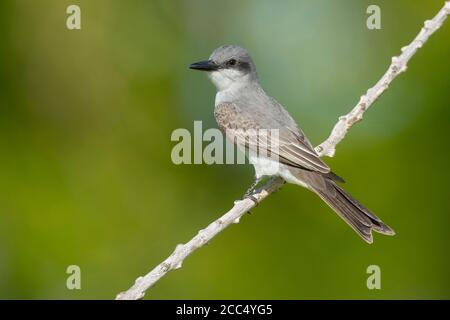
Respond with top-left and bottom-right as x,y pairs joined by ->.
0,0 -> 448,299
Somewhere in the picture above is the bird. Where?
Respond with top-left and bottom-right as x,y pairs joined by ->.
189,45 -> 394,243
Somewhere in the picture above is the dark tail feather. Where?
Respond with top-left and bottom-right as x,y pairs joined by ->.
325,171 -> 345,183
314,182 -> 395,244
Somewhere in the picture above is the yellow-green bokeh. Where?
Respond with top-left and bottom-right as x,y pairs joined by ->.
0,0 -> 448,299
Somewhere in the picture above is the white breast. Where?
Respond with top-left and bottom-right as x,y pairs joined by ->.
248,154 -> 281,178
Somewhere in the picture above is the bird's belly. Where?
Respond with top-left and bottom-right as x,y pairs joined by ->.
248,155 -> 280,177
248,155 -> 309,189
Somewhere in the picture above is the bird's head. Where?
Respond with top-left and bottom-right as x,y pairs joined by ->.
189,45 -> 258,91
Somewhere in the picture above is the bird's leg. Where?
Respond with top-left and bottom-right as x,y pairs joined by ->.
243,176 -> 263,204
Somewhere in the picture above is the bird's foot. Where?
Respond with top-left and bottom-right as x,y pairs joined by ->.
243,177 -> 261,197
242,176 -> 263,205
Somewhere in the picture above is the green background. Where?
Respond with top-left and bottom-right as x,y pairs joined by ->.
0,0 -> 448,299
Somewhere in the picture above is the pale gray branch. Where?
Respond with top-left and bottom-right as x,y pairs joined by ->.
116,2 -> 450,300
116,177 -> 285,300
315,1 -> 450,157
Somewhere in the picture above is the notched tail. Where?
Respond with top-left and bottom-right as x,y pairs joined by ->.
315,181 -> 395,244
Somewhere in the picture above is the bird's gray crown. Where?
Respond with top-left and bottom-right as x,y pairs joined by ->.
189,45 -> 259,91
209,45 -> 257,76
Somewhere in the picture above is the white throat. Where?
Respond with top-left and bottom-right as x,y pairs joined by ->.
209,69 -> 254,105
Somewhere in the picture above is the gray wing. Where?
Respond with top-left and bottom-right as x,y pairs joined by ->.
214,102 -> 330,174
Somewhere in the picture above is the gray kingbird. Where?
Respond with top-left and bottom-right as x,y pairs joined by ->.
189,45 -> 394,243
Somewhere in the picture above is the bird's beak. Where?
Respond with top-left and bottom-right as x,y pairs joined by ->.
189,60 -> 219,71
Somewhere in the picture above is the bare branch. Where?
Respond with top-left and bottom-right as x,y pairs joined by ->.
116,177 -> 285,300
315,1 -> 450,157
116,2 -> 450,300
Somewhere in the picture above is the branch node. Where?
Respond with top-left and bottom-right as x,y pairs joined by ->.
416,39 -> 424,48
424,19 -> 436,30
161,262 -> 171,272
174,243 -> 184,253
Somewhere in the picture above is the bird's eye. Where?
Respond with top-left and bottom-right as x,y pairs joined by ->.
227,59 -> 237,66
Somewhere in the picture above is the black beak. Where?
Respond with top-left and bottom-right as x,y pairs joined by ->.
189,60 -> 219,71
